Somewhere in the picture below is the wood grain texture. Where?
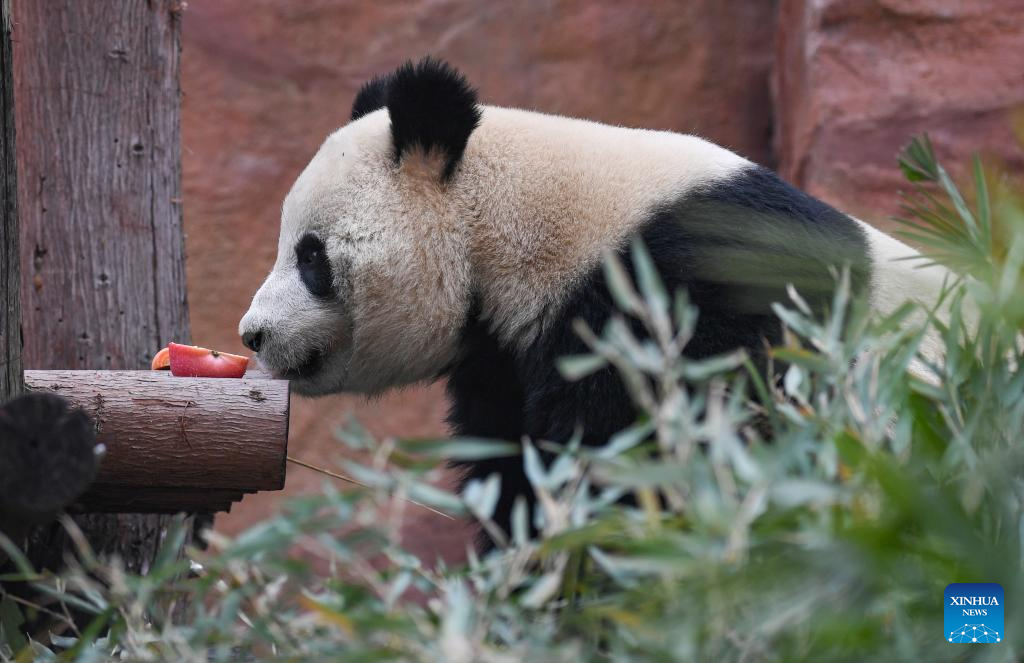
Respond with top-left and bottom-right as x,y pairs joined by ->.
0,0 -> 21,403
12,0 -> 190,370
25,370 -> 289,494
9,0 -> 199,574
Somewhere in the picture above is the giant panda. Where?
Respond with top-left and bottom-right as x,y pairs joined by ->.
239,57 -> 951,541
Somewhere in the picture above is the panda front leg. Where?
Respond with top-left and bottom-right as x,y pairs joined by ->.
445,297 -> 639,550
451,357 -> 638,551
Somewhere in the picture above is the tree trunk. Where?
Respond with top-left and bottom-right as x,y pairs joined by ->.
10,0 -> 204,574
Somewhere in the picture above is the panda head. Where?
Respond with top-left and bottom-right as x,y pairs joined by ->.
239,58 -> 481,395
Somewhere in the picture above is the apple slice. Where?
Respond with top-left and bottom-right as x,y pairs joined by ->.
168,342 -> 249,378
151,346 -> 171,370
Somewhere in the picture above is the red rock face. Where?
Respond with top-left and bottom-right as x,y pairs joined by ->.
774,0 -> 1024,230
181,0 -> 777,562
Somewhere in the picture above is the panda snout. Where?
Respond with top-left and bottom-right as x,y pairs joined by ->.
241,329 -> 264,353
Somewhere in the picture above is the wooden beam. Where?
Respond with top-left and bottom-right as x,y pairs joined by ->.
25,371 -> 289,508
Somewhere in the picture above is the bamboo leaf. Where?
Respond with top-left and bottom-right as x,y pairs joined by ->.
557,353 -> 608,381
464,473 -> 501,521
594,420 -> 655,459
523,439 -> 547,489
520,572 -> 563,608
601,250 -> 643,315
397,437 -> 520,461
631,238 -> 670,332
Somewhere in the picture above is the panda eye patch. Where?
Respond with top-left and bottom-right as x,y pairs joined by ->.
295,234 -> 334,298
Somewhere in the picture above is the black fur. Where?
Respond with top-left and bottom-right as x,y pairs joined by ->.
349,58 -> 481,180
295,234 -> 334,299
446,165 -> 871,548
392,58 -> 484,180
350,73 -> 393,121
654,165 -> 872,366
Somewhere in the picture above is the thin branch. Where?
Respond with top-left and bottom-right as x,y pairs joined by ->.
286,455 -> 454,520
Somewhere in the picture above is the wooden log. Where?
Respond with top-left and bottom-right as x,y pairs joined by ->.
24,371 -> 289,511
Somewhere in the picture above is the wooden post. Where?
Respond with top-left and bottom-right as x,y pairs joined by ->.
11,0 -> 202,574
2,0 -> 100,551
0,0 -> 20,404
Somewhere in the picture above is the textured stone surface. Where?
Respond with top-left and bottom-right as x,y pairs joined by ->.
180,0 -> 778,562
775,0 -> 1024,229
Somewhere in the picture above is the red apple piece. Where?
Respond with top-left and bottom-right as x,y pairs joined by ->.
151,346 -> 171,370
168,342 -> 249,378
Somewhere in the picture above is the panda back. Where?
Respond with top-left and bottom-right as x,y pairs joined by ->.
447,154 -> 872,546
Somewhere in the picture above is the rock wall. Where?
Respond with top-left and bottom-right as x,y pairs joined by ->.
775,0 -> 1024,228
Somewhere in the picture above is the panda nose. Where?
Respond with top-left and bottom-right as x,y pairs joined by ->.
242,330 -> 264,353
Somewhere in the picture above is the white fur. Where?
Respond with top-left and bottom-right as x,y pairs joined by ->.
856,218 -> 955,372
241,110 -> 473,394
458,106 -> 750,348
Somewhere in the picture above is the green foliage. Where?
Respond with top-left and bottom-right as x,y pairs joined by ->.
3,138 -> 1024,661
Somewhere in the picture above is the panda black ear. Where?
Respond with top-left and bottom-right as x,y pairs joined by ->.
384,57 -> 481,181
351,73 -> 393,121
